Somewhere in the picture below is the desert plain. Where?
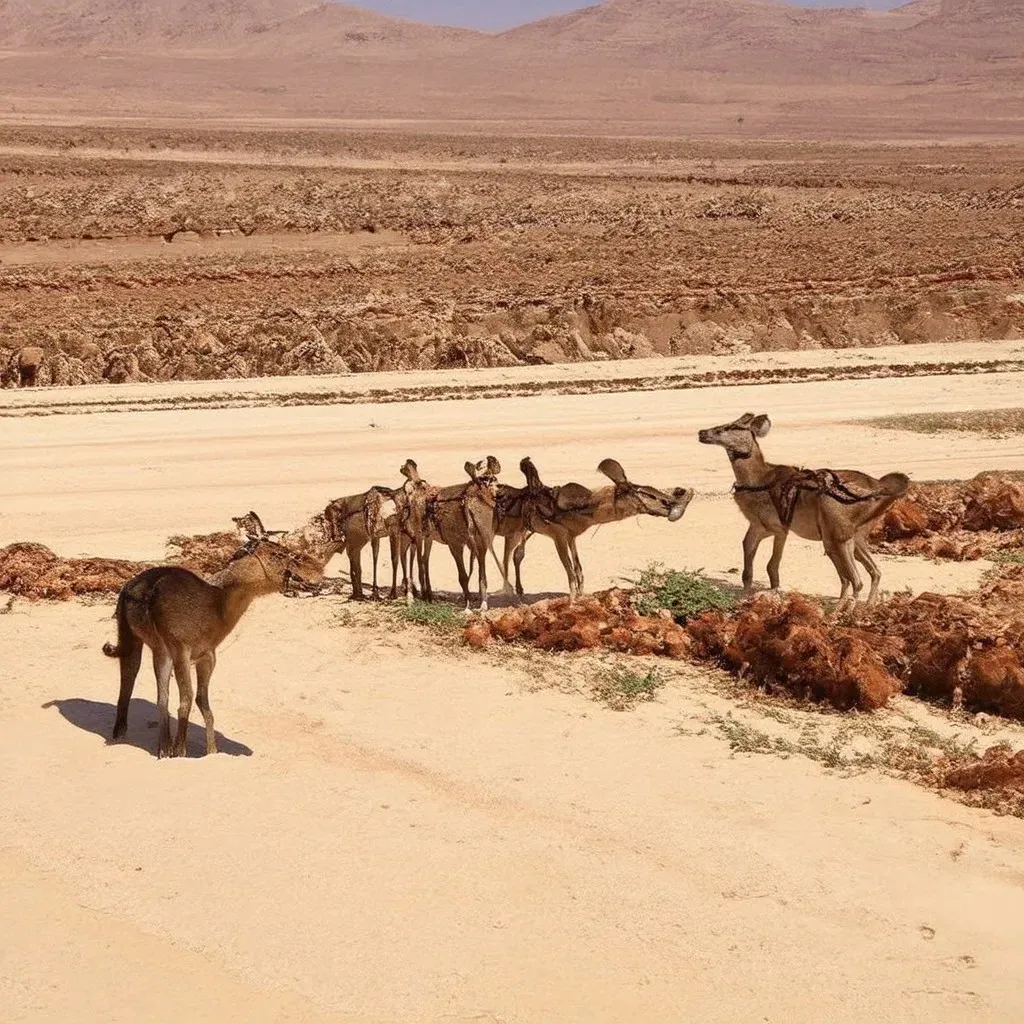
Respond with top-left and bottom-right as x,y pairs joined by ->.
2,47 -> 1024,1024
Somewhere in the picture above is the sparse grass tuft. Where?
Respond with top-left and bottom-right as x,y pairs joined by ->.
628,564 -> 736,623
990,549 -> 1024,565
592,666 -> 665,711
397,600 -> 462,632
867,409 -> 1024,438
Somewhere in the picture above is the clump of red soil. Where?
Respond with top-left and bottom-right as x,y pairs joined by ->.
942,746 -> 1024,796
467,589 -> 692,659
467,565 -> 1024,720
0,531 -> 240,601
871,473 -> 1024,560
0,542 -> 147,600
687,594 -> 902,711
166,532 -> 239,575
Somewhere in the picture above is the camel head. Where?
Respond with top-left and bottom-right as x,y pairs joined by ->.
698,413 -> 772,461
597,459 -> 693,522
228,511 -> 324,595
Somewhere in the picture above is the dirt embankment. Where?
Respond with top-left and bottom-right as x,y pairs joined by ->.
0,132 -> 1022,387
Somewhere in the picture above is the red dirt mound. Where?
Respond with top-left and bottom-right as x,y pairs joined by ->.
166,531 -> 239,575
688,594 -> 902,712
468,590 -> 692,660
0,542 -> 146,600
943,746 -> 1024,795
0,531 -> 241,601
871,473 -> 1024,560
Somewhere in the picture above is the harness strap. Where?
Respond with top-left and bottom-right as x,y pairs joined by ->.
734,470 -> 891,527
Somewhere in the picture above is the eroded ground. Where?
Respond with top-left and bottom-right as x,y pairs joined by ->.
1,126 -> 1022,387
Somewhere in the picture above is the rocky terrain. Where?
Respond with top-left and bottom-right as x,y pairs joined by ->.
1,128 -> 1022,387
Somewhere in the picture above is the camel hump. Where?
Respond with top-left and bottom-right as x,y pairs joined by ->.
554,482 -> 594,512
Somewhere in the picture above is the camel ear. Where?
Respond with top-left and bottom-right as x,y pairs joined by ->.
464,460 -> 478,481
750,414 -> 772,438
233,511 -> 267,542
598,458 -> 628,485
485,455 -> 501,476
520,457 -> 543,489
737,412 -> 756,425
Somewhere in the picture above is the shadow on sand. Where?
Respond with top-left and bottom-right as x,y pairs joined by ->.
42,698 -> 254,758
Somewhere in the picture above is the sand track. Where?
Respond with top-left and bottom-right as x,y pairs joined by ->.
3,361 -> 1024,1021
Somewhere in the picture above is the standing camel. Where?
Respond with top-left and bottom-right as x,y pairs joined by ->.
698,412 -> 909,606
405,456 -> 510,611
103,512 -> 323,758
495,458 -> 694,599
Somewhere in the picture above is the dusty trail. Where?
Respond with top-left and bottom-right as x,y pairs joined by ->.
2,363 -> 1024,1023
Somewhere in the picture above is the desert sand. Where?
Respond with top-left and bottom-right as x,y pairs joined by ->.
3,355 -> 1024,1023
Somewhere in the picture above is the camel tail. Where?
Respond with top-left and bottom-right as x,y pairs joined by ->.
880,472 -> 911,498
102,591 -> 128,658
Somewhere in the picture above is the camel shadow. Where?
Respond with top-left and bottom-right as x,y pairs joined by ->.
42,698 -> 254,758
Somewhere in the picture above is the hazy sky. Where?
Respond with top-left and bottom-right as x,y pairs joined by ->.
357,1 -> 904,32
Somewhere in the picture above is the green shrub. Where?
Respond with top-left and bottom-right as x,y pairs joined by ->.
628,564 -> 736,622
592,667 -> 665,711
397,600 -> 462,631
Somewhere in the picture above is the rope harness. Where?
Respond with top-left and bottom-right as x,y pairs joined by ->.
733,468 -> 892,528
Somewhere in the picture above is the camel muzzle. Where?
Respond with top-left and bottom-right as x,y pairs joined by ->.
667,488 -> 694,522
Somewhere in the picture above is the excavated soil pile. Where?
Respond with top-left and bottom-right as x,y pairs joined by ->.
464,590 -> 693,660
466,566 -> 1024,719
871,472 -> 1024,560
165,531 -> 240,575
942,746 -> 1024,804
687,594 -> 902,711
688,568 -> 1024,717
0,532 -> 241,600
0,542 -> 147,600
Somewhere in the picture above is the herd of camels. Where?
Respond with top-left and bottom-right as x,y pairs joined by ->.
103,412 -> 910,757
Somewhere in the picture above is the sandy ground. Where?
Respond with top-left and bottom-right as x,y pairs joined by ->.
3,362 -> 1024,1022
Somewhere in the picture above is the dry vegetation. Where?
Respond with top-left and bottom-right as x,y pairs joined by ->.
0,128 -> 1022,387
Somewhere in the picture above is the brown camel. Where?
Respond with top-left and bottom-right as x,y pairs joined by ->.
103,512 -> 323,758
698,412 -> 910,606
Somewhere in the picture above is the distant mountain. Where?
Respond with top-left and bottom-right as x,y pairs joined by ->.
0,0 -> 477,53
0,0 -> 1019,134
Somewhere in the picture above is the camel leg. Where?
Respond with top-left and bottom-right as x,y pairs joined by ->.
449,543 -> 471,610
766,531 -> 789,591
854,535 -> 882,604
475,541 -> 489,612
420,537 -> 433,602
153,646 -> 174,759
347,541 -> 365,601
824,537 -> 862,611
171,653 -> 195,758
112,634 -> 143,740
569,537 -> 584,594
553,536 -> 579,598
387,533 -> 400,601
370,536 -> 381,601
742,524 -> 769,592
513,541 -> 527,600
195,652 -> 217,756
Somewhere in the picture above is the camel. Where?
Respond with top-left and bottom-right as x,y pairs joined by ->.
401,456 -> 509,612
698,412 -> 910,606
494,457 -> 694,598
103,512 -> 323,758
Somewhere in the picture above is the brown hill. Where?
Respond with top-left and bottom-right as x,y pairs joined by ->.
0,0 -> 1020,135
0,0 -> 476,53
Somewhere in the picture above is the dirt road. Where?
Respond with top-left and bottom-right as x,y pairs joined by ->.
2,360 -> 1024,1023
